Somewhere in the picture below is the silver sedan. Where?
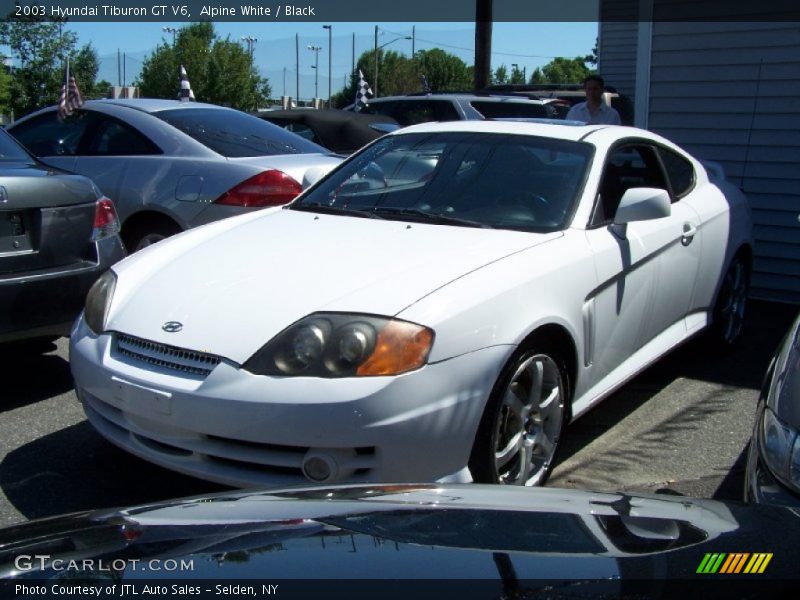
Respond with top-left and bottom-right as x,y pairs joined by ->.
8,99 -> 342,251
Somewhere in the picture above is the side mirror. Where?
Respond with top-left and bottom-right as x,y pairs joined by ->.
614,187 -> 671,224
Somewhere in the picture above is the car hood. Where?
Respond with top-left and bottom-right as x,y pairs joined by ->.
108,209 -> 559,363
5,484 -> 799,586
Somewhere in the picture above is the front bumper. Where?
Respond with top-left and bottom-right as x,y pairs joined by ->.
70,317 -> 510,488
0,237 -> 125,344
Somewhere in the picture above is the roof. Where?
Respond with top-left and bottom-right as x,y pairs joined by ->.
88,98 -> 231,113
389,119 -> 619,143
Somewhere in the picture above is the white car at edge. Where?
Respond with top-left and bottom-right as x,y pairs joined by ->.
70,120 -> 752,488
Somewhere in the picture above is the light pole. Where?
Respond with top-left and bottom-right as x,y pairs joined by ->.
373,31 -> 412,98
241,36 -> 257,59
322,25 -> 332,106
307,45 -> 322,100
162,26 -> 178,46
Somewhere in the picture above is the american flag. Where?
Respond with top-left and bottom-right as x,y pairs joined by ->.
57,59 -> 84,121
354,69 -> 372,112
178,65 -> 195,102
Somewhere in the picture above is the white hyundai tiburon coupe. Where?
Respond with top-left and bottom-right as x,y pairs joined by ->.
71,120 -> 752,488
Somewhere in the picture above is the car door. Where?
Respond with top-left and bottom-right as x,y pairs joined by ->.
582,142 -> 701,388
10,110 -> 162,223
72,114 -> 164,223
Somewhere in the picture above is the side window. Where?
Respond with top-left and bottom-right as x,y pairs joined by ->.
592,144 -> 668,226
470,101 -> 548,119
657,146 -> 695,198
85,118 -> 159,156
430,100 -> 460,122
10,111 -> 92,157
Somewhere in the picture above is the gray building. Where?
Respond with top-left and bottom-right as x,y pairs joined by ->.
598,1 -> 800,303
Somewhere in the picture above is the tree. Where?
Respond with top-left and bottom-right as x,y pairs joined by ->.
136,22 -> 271,110
330,47 -> 474,108
583,38 -> 598,67
0,67 -> 12,119
413,48 -> 472,92
0,20 -> 98,118
529,57 -> 594,85
492,65 -> 508,85
509,65 -> 526,85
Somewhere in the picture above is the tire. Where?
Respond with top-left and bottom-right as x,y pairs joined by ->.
469,341 -> 569,486
708,254 -> 750,349
122,220 -> 181,253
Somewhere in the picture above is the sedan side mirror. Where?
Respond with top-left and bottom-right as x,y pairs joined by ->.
614,187 -> 671,224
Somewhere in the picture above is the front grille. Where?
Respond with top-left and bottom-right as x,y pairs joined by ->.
114,333 -> 221,376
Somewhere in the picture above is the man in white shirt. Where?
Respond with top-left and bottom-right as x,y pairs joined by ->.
566,75 -> 622,125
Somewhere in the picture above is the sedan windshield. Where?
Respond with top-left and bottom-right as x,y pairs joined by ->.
293,131 -> 592,232
155,108 -> 328,157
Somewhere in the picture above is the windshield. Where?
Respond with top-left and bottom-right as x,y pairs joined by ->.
0,129 -> 34,162
293,131 -> 592,232
155,108 -> 328,157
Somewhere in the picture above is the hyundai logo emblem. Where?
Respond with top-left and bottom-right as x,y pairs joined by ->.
162,321 -> 183,333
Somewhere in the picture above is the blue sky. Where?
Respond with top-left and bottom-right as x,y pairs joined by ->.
16,21 -> 598,101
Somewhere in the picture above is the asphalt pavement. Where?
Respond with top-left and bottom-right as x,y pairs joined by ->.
0,299 -> 797,529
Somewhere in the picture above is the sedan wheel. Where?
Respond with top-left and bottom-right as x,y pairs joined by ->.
471,345 -> 567,486
712,255 -> 749,347
122,221 -> 181,253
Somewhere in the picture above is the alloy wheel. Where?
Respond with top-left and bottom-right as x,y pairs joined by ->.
492,352 -> 565,486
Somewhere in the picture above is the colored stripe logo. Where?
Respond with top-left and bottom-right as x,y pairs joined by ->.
697,553 -> 773,574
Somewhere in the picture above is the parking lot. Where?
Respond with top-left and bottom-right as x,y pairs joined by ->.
0,299 -> 797,529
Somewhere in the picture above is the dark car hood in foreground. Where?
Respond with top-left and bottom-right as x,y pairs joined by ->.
1,484 -> 797,597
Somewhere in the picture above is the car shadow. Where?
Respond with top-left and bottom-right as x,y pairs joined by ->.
0,339 -> 75,412
0,421 -> 226,522
550,299 -> 797,501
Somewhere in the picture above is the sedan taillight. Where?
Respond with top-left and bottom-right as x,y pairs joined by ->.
214,170 -> 302,208
91,196 -> 121,242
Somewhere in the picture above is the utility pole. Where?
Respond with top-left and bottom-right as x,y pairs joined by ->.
323,25 -> 332,106
474,0 -> 493,90
295,33 -> 299,103
308,45 -> 321,100
241,36 -> 257,58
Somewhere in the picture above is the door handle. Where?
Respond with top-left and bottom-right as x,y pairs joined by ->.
681,223 -> 697,246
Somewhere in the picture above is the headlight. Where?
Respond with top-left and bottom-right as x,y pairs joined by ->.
760,407 -> 800,494
243,313 -> 434,377
84,270 -> 117,334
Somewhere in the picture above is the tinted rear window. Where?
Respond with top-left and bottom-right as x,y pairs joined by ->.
0,129 -> 35,162
155,108 -> 328,157
471,101 -> 548,119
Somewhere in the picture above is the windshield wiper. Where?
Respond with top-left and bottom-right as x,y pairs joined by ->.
371,207 -> 492,228
289,203 -> 385,219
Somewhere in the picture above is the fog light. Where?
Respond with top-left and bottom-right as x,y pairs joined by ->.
302,448 -> 357,483
303,456 -> 332,482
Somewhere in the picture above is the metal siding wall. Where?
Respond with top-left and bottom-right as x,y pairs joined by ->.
598,21 -> 639,102
599,5 -> 800,303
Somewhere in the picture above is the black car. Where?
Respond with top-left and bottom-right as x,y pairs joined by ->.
745,311 -> 800,507
1,484 -> 797,597
256,109 -> 399,155
0,128 -> 125,345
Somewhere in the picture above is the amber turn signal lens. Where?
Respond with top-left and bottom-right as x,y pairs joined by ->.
357,320 -> 434,376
